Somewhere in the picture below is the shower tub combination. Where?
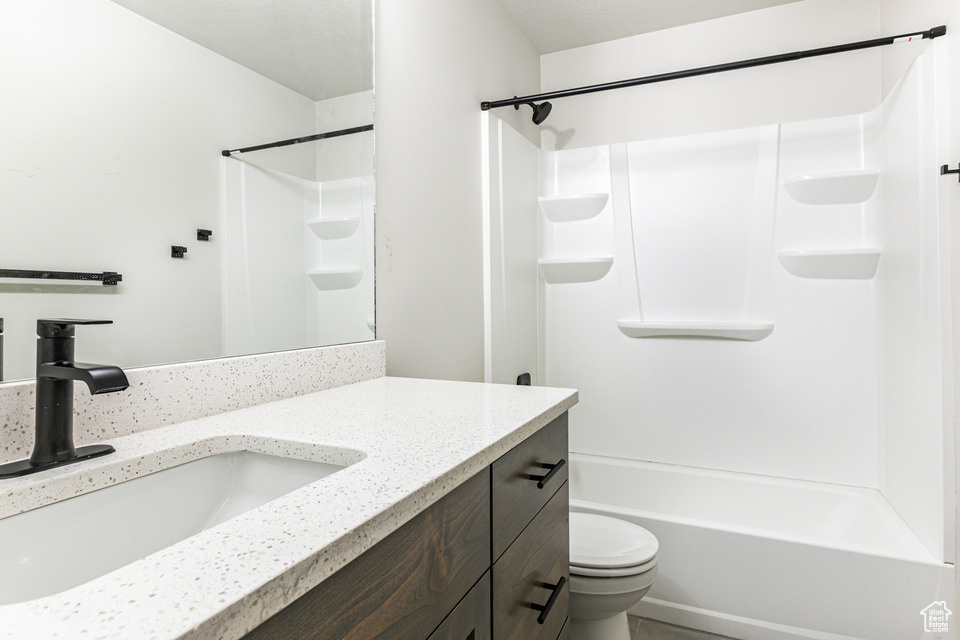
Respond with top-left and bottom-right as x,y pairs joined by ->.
482,25 -> 955,640
570,454 -> 953,640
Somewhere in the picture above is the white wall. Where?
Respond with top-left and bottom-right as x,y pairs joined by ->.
0,0 -> 317,380
374,0 -> 540,381
539,0 -> 882,151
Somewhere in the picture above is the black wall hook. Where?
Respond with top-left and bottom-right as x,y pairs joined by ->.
171,246 -> 188,259
197,229 -> 213,242
940,164 -> 960,182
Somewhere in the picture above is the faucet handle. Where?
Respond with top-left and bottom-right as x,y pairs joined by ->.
37,319 -> 113,338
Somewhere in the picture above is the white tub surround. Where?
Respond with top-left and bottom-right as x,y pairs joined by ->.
531,43 -> 952,558
0,376 -> 577,640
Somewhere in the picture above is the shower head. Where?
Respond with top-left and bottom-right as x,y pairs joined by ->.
514,100 -> 552,125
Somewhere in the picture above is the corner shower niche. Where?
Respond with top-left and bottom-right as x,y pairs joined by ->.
776,248 -> 881,279
778,162 -> 883,279
539,194 -> 608,222
782,168 -> 880,205
307,267 -> 364,290
538,194 -> 614,284
307,216 -> 360,240
538,256 -> 613,284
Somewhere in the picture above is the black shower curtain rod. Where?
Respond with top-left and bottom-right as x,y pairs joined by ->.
221,124 -> 374,157
481,25 -> 946,112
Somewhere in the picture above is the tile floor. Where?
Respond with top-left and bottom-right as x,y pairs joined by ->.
629,616 -> 736,640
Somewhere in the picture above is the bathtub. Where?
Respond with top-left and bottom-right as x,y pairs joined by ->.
569,453 -> 954,640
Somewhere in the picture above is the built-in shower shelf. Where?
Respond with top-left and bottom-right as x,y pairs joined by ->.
777,248 -> 881,279
539,257 -> 613,284
539,194 -> 609,222
782,169 -> 880,205
617,320 -> 774,341
308,268 -> 363,290
307,217 -> 360,240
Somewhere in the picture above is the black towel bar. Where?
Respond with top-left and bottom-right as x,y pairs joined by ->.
0,269 -> 122,286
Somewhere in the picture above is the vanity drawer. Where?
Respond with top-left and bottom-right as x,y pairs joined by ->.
491,412 -> 568,560
427,571 -> 491,640
492,482 -> 569,640
243,469 -> 491,640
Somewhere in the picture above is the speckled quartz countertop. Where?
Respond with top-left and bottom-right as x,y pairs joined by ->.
0,376 -> 577,640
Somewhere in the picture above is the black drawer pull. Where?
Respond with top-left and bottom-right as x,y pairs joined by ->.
531,459 -> 566,489
530,576 -> 566,624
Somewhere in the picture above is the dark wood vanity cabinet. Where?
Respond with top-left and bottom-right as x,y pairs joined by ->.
243,412 -> 569,640
243,469 -> 491,640
491,412 -> 569,639
426,571 -> 492,640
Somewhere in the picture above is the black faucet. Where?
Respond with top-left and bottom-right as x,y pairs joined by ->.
0,319 -> 129,479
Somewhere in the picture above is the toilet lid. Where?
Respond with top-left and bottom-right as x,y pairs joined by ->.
570,512 -> 659,569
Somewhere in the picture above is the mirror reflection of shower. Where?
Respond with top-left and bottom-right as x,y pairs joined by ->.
0,0 -> 375,382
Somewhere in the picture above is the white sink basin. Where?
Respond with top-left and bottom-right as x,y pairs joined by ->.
0,451 -> 347,604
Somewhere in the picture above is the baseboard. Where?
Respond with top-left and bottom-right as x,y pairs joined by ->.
631,598 -> 866,640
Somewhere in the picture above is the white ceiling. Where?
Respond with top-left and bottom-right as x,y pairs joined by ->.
109,0 -> 372,101
496,0 -> 804,54
108,0 -> 801,100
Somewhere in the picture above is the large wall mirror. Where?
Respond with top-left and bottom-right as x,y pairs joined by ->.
0,0 -> 375,383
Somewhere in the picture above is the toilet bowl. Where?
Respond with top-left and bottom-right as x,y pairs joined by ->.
569,512 -> 659,640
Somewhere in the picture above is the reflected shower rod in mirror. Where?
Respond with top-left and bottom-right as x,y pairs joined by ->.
222,124 -> 374,157
480,25 -> 946,118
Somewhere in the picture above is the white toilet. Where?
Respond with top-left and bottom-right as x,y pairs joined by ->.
568,512 -> 660,640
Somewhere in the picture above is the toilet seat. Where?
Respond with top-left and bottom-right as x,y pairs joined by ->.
570,556 -> 657,578
570,512 -> 659,569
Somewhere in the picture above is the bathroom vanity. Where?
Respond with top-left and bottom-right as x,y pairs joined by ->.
0,350 -> 577,640
243,413 -> 570,640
